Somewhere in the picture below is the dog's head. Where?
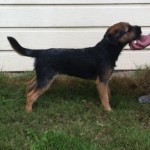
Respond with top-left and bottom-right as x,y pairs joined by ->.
104,22 -> 142,46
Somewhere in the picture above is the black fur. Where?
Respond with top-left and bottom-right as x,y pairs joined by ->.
8,37 -> 123,80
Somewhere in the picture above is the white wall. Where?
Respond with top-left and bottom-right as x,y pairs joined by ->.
0,0 -> 150,71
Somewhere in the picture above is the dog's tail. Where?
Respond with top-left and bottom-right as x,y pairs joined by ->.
7,37 -> 39,57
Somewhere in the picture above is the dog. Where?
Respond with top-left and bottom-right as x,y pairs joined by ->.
7,22 -> 141,113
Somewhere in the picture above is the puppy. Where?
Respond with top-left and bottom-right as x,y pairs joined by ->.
7,22 -> 141,112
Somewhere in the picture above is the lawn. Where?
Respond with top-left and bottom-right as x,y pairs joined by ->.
0,72 -> 150,150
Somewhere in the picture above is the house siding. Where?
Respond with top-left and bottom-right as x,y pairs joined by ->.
0,0 -> 150,71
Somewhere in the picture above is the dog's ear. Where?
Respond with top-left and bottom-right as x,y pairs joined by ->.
104,29 -> 125,43
115,30 -> 125,39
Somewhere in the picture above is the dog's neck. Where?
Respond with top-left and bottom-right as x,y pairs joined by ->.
95,38 -> 125,51
95,38 -> 126,66
105,38 -> 125,48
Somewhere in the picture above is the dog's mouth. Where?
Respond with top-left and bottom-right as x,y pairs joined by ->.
129,36 -> 145,50
129,25 -> 142,46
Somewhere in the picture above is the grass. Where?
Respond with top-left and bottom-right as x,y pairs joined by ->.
0,71 -> 150,150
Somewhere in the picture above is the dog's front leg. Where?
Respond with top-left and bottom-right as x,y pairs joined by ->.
96,77 -> 112,111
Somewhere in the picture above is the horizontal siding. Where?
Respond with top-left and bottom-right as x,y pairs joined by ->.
1,28 -> 150,50
0,51 -> 150,71
0,0 -> 150,4
0,1 -> 150,71
0,5 -> 150,27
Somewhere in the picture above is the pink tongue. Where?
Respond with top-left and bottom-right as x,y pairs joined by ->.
130,35 -> 145,45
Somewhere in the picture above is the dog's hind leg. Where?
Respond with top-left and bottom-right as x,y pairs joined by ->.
25,71 -> 56,113
26,76 -> 36,94
28,76 -> 36,86
26,78 -> 55,113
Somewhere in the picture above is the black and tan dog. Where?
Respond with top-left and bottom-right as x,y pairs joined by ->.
7,22 -> 141,113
